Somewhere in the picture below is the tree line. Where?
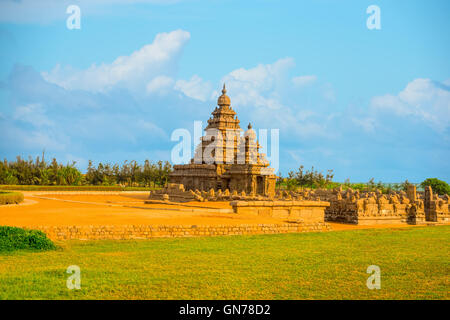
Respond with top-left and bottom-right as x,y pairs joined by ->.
0,155 -> 172,187
278,165 -> 449,195
1,155 -> 448,195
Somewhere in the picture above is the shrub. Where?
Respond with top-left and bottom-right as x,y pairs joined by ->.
0,191 -> 24,205
283,165 -> 335,190
420,178 -> 450,196
0,226 -> 56,252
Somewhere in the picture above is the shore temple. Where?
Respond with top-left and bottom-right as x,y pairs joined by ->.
169,85 -> 277,197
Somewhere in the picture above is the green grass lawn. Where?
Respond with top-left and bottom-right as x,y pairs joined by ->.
0,226 -> 448,299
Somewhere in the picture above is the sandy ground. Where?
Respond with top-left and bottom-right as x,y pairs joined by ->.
0,192 -> 283,227
0,191 -> 419,231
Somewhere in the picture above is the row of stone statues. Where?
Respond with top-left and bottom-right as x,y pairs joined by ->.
149,183 -> 273,202
267,186 -> 449,224
299,186 -> 449,224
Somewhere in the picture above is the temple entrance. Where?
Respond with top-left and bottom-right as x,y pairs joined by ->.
256,176 -> 264,195
221,179 -> 229,191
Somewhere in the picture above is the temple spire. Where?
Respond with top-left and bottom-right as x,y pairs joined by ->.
217,83 -> 231,107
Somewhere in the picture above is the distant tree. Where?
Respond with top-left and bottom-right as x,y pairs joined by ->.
85,160 -> 95,185
420,178 -> 450,195
401,179 -> 413,192
284,165 -> 334,190
0,155 -> 84,186
285,171 -> 298,190
367,178 -> 375,191
0,155 -> 172,187
159,161 -> 172,187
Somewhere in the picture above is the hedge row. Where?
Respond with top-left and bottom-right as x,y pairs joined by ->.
0,185 -> 158,192
0,191 -> 24,205
0,226 -> 56,252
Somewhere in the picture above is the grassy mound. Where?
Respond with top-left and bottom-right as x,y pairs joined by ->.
0,191 -> 24,205
0,226 -> 56,253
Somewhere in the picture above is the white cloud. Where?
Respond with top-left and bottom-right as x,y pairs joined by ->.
40,50 -> 330,141
146,75 -> 174,94
22,130 -> 67,151
322,83 -> 336,103
214,58 -> 335,140
174,75 -> 212,102
136,119 -> 167,139
351,117 -> 376,133
0,121 -> 68,151
295,110 -> 315,121
220,57 -> 295,110
42,29 -> 190,93
13,103 -> 54,127
371,78 -> 450,133
292,75 -> 317,87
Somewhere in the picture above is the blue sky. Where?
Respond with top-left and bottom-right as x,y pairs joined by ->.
0,0 -> 449,182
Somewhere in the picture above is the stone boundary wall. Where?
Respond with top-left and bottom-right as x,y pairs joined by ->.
230,200 -> 330,223
355,216 -> 409,225
325,200 -> 414,225
24,223 -> 331,241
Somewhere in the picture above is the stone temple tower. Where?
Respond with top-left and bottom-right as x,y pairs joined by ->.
170,84 -> 276,197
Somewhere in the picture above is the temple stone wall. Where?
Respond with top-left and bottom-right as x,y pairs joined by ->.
148,183 -> 201,202
149,183 -> 278,202
26,223 -> 331,241
230,200 -> 330,223
423,186 -> 450,223
286,186 -> 449,225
